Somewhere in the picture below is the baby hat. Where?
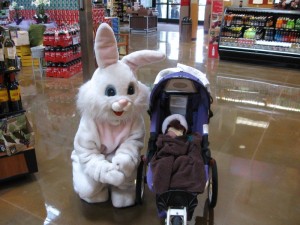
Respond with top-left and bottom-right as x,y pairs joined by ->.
162,114 -> 188,134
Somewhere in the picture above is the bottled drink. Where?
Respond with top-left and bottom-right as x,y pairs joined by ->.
48,30 -> 55,46
0,41 -> 6,71
8,72 -> 22,112
50,46 -> 56,62
0,73 -> 9,114
43,30 -> 49,46
4,36 -> 17,71
290,19 -> 295,29
61,62 -> 68,78
295,19 -> 300,30
55,47 -> 62,62
0,39 -> 8,114
44,46 -> 51,61
46,61 -> 53,77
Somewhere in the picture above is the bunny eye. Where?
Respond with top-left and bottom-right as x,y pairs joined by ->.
127,83 -> 135,95
105,85 -> 116,97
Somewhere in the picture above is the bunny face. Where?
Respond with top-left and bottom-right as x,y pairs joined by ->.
82,62 -> 149,125
76,23 -> 165,125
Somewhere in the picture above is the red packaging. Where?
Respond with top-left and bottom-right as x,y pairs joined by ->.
50,47 -> 56,62
44,46 -> 51,61
55,47 -> 62,62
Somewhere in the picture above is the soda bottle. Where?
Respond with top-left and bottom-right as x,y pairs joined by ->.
0,41 -> 6,71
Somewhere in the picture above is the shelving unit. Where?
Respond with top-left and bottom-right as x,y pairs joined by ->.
218,7 -> 300,66
0,88 -> 37,181
110,0 -> 124,22
0,24 -> 37,181
108,0 -> 130,22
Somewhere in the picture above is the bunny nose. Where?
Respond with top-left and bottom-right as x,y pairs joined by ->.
118,99 -> 128,108
112,99 -> 132,114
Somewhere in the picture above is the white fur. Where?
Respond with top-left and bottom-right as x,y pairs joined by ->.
162,114 -> 188,134
71,23 -> 165,207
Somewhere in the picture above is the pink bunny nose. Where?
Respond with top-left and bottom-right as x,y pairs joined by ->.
118,99 -> 128,108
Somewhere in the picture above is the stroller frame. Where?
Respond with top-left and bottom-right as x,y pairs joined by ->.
135,70 -> 218,225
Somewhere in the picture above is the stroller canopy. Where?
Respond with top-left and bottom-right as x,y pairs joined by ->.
149,64 -> 212,135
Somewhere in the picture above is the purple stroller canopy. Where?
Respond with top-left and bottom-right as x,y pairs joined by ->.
149,71 -> 212,135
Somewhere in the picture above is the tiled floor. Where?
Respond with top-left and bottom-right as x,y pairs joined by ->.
1,23 -> 300,225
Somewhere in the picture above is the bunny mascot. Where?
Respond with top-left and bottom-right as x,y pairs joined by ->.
71,23 -> 165,208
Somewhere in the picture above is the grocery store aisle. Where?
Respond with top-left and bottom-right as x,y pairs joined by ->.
1,23 -> 300,225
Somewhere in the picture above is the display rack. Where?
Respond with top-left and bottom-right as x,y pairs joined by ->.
0,75 -> 37,181
218,7 -> 300,66
44,25 -> 82,78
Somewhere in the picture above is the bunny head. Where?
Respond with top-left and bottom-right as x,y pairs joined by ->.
77,23 -> 165,125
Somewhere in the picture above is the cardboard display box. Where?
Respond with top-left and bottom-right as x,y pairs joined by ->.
0,113 -> 37,181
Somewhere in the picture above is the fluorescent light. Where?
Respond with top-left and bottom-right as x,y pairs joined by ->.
236,116 -> 269,129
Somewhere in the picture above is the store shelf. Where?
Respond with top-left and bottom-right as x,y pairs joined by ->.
218,7 -> 300,66
0,147 -> 38,181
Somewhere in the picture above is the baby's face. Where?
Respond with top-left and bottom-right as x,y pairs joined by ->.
166,130 -> 177,138
166,126 -> 184,138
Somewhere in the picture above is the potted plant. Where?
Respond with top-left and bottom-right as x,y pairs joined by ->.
32,0 -> 51,24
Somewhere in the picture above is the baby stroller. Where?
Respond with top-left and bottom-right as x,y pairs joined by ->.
135,64 -> 218,225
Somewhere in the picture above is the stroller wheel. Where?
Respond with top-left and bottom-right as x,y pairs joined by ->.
135,155 -> 146,205
208,158 -> 218,208
171,216 -> 183,225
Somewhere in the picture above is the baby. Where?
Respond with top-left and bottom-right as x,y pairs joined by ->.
162,114 -> 188,138
150,114 -> 206,194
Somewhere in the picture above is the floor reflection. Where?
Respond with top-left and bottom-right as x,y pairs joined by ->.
216,75 -> 300,113
194,199 -> 214,225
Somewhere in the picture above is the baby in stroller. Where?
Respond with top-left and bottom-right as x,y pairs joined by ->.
140,64 -> 218,225
150,114 -> 206,195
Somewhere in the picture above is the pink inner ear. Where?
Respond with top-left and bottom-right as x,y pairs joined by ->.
94,23 -> 119,68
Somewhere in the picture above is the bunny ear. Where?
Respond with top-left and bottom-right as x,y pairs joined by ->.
121,50 -> 165,72
94,23 -> 119,68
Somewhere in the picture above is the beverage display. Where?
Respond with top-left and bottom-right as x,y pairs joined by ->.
220,8 -> 300,52
0,27 -> 23,116
43,25 -> 82,78
219,7 -> 300,65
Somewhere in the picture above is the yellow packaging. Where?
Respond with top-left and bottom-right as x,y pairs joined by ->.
0,89 -> 8,102
9,89 -> 20,101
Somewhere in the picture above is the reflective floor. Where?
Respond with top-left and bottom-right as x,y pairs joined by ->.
1,23 -> 300,225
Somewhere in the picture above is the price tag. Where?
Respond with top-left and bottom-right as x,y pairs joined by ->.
73,36 -> 80,45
